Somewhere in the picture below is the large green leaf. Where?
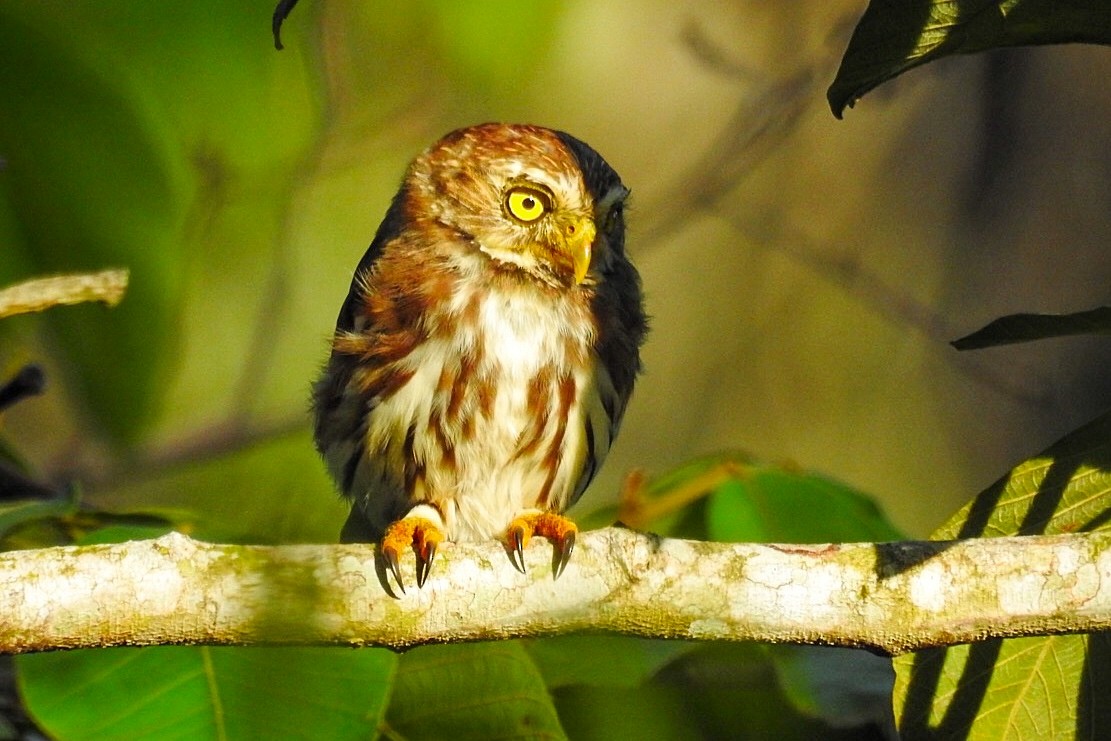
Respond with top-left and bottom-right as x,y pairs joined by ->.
894,409 -> 1111,739
895,634 -> 1111,740
385,642 -> 565,740
582,452 -> 902,732
829,0 -> 1111,117
0,0 -> 321,445
18,646 -> 396,740
952,306 -> 1111,350
933,408 -> 1111,540
588,452 -> 904,543
0,6 -> 192,443
705,459 -> 904,544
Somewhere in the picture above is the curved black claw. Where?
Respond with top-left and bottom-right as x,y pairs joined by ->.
508,526 -> 527,574
384,548 -> 405,595
416,541 -> 437,588
553,530 -> 576,579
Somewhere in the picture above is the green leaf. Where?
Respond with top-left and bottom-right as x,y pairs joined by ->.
952,306 -> 1111,350
0,6 -> 192,443
640,643 -> 870,739
934,408 -> 1111,539
829,0 -> 1111,118
523,636 -> 693,690
0,1 -> 322,445
0,495 -> 77,542
386,642 -> 565,740
18,646 -> 396,741
92,428 -> 347,545
893,410 -> 1111,738
767,645 -> 896,733
702,455 -> 904,543
553,684 -> 700,740
593,452 -> 903,543
895,634 -> 1111,740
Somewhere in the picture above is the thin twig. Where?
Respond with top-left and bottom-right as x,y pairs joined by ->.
0,269 -> 129,319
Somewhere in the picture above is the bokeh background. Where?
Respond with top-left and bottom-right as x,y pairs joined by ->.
2,0 -> 1110,545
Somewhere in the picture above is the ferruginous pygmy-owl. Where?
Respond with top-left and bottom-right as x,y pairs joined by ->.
312,123 -> 647,592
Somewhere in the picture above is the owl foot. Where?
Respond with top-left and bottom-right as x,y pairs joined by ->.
505,511 -> 578,579
381,514 -> 444,593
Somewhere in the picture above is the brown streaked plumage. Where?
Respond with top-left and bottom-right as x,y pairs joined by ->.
312,123 -> 646,592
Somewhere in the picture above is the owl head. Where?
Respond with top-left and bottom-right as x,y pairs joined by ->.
402,123 -> 630,288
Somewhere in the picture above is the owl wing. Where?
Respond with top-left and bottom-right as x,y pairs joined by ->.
333,188 -> 410,335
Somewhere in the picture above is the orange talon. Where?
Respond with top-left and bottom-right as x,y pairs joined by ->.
504,512 -> 579,579
381,516 -> 445,592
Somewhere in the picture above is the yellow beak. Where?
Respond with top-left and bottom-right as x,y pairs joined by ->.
564,217 -> 596,285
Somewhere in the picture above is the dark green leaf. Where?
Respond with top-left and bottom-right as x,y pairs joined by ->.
894,410 -> 1111,738
0,499 -> 76,543
648,643 -> 873,739
829,0 -> 1111,117
952,306 -> 1111,349
19,646 -> 396,740
767,645 -> 895,733
524,636 -> 693,690
553,684 -> 700,740
386,642 -> 565,740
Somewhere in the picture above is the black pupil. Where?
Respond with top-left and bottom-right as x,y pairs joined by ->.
522,196 -> 536,211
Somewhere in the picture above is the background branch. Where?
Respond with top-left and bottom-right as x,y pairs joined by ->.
0,269 -> 129,319
2,528 -> 1108,656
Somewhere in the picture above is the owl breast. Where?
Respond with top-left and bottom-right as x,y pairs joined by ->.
354,276 -> 613,542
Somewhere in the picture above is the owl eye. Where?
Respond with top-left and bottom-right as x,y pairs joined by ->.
504,186 -> 551,223
603,201 -> 624,233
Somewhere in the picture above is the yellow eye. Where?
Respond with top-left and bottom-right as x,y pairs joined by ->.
505,187 -> 550,223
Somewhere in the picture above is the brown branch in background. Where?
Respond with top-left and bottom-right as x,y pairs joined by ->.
0,365 -> 45,413
0,269 -> 129,320
642,24 -> 1049,407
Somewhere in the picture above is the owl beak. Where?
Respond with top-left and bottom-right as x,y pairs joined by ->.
564,218 -> 596,285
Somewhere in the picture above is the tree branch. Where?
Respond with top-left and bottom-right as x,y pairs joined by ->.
2,528 -> 1108,655
0,269 -> 129,319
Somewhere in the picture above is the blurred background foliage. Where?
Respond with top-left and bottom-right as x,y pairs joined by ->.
1,0 -> 1109,738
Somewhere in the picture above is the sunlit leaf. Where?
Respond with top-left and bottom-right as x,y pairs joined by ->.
829,0 -> 1111,117
952,306 -> 1111,350
19,646 -> 396,741
706,461 -> 904,544
894,410 -> 1111,738
934,408 -> 1111,539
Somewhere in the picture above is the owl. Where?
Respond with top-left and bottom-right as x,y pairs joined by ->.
312,123 -> 646,592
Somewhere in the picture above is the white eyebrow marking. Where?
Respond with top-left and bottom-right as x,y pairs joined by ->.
595,184 -> 630,214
